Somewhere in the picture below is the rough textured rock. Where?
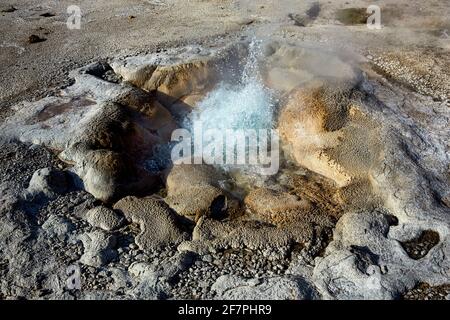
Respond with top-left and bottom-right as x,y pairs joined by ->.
111,42 -> 248,111
177,240 -> 211,255
0,63 -> 177,202
42,215 -> 75,240
114,196 -> 188,251
79,230 -> 117,268
0,141 -> 80,299
166,185 -> 224,220
119,60 -> 215,107
127,251 -> 196,299
244,188 -> 312,225
278,85 -> 382,188
127,262 -> 164,299
23,167 -> 70,200
212,275 -> 319,300
304,77 -> 450,299
193,215 -> 334,252
368,50 -> 450,101
271,53 -> 450,300
59,101 -> 166,202
288,2 -> 321,27
165,164 -> 227,220
155,251 -> 196,281
85,206 -> 125,231
313,210 -> 449,300
441,193 -> 450,208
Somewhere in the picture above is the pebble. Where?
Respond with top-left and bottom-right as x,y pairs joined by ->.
203,255 -> 213,263
135,254 -> 144,260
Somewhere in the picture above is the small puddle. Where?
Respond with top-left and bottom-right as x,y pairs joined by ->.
28,96 -> 96,125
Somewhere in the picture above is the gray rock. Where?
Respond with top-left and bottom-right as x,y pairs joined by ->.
109,267 -> 131,291
79,230 -> 117,267
211,275 -> 319,300
128,262 -> 168,299
312,210 -> 449,300
442,193 -> 450,208
42,215 -> 75,240
203,254 -> 213,263
288,2 -> 320,27
177,240 -> 211,255
130,281 -> 163,300
24,167 -> 70,200
85,206 -> 125,231
0,4 -> 16,13
129,262 -> 154,278
157,252 -> 196,280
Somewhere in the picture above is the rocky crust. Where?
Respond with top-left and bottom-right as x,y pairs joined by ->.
0,38 -> 448,300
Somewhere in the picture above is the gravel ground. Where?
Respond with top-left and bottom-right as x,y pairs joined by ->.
403,283 -> 450,300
